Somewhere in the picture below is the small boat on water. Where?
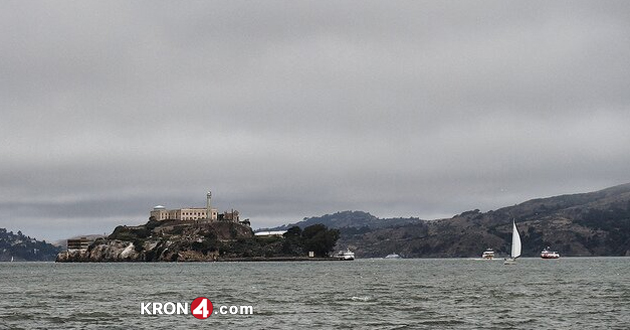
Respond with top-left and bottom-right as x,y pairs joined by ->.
384,253 -> 401,259
481,248 -> 495,260
541,247 -> 560,259
336,248 -> 355,260
504,221 -> 521,265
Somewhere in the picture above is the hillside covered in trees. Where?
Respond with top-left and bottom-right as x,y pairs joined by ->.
277,183 -> 630,258
0,228 -> 61,261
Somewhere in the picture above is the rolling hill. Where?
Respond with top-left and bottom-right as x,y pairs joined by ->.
0,228 -> 61,261
273,183 -> 630,258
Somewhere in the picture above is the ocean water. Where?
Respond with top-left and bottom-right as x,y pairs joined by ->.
1,258 -> 629,329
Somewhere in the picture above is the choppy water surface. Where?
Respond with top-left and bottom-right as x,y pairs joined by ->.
1,258 -> 629,329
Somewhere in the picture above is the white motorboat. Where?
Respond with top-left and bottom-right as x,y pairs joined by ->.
481,248 -> 495,260
541,247 -> 560,259
336,248 -> 355,260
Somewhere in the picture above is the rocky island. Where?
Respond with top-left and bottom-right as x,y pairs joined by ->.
56,219 -> 340,262
58,191 -> 341,262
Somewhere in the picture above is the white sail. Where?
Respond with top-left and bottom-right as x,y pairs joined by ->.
511,221 -> 522,259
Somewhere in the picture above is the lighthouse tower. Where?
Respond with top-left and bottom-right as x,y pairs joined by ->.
211,191 -> 212,221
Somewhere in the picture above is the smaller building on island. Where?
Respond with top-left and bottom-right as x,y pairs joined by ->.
66,237 -> 93,251
254,230 -> 287,238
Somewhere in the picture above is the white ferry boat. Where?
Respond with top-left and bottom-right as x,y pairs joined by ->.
336,248 -> 355,260
481,248 -> 495,260
540,247 -> 560,259
384,253 -> 401,259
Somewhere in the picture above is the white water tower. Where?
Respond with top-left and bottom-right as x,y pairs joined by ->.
206,191 -> 212,220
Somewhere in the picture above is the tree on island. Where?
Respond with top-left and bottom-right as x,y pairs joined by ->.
281,226 -> 303,255
281,224 -> 340,257
304,224 -> 340,257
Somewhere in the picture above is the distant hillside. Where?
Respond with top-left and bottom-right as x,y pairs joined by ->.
284,183 -> 630,258
268,211 -> 423,230
0,228 -> 61,261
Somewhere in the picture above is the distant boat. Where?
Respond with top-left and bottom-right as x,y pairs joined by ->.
336,248 -> 355,261
384,253 -> 401,259
504,221 -> 521,265
541,247 -> 560,259
10,256 -> 14,262
481,248 -> 495,260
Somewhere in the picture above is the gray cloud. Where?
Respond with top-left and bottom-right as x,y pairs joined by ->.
2,1 -> 630,241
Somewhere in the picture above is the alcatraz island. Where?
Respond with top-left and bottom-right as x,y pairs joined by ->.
56,192 -> 340,262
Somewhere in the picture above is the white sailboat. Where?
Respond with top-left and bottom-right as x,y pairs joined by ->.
504,220 -> 521,265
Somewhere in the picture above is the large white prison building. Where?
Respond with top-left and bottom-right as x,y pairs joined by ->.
149,191 -> 240,222
150,206 -> 219,221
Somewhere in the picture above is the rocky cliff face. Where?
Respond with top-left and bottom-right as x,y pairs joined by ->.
57,240 -> 138,262
56,239 -> 220,262
56,220 -> 251,262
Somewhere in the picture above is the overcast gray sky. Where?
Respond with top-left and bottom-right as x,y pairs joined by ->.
2,1 -> 630,241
